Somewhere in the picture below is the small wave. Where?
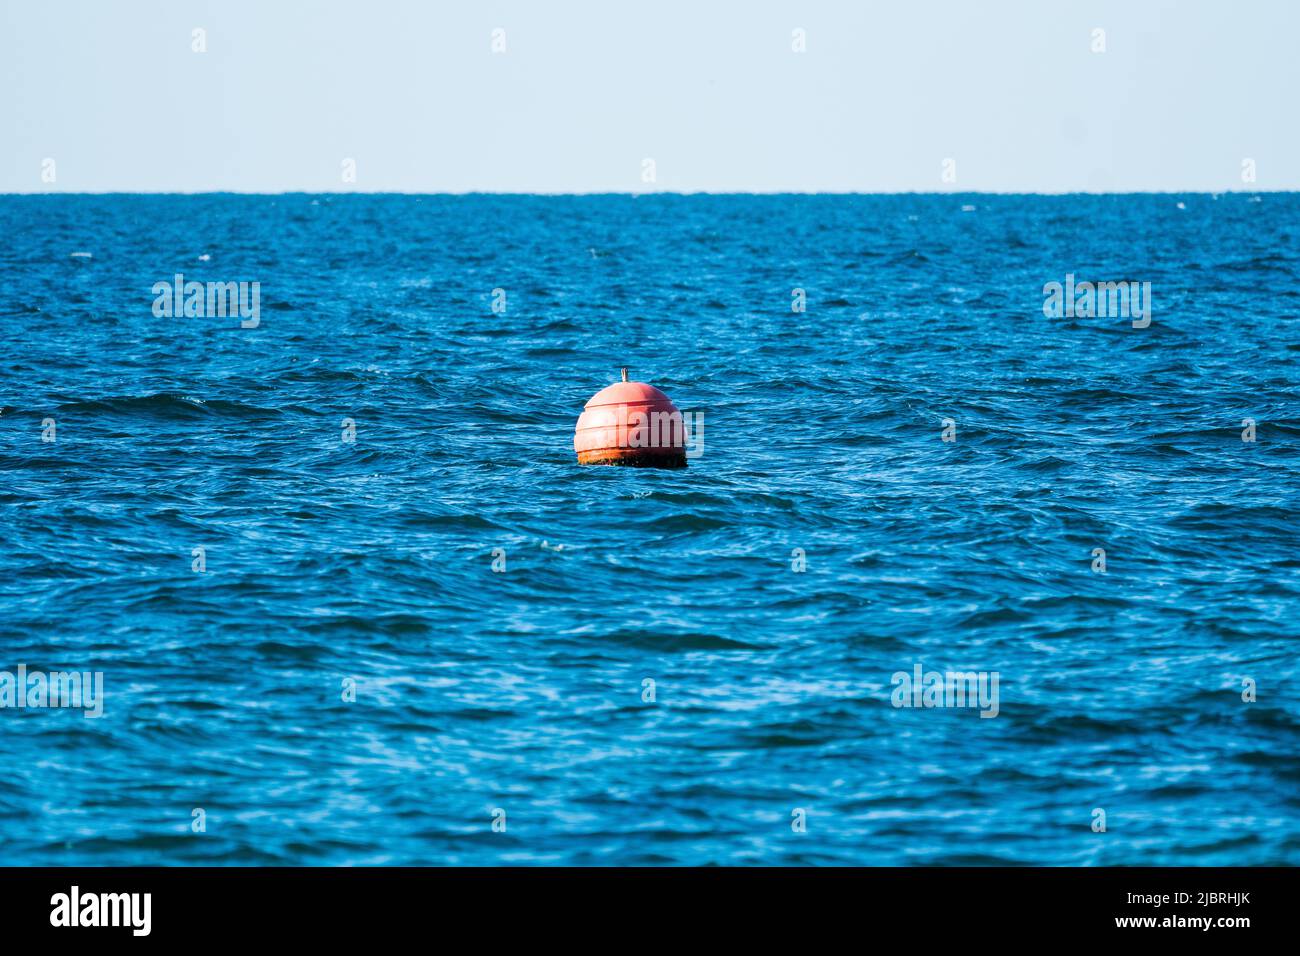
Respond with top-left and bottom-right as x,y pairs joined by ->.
886,249 -> 932,266
50,392 -> 282,421
1214,253 -> 1297,274
252,640 -> 329,661
602,629 -> 765,651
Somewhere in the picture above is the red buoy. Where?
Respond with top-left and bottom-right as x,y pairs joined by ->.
574,368 -> 687,468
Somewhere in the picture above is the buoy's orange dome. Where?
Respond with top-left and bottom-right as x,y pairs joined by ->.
574,369 -> 687,468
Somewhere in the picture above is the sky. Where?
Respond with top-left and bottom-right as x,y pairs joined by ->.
1,0 -> 1297,193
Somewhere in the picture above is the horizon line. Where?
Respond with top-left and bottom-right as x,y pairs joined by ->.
0,189 -> 1292,198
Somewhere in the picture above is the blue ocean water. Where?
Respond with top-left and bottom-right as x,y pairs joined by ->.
0,193 -> 1296,866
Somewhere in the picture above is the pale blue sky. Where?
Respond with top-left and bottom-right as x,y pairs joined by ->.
2,0 -> 1296,192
